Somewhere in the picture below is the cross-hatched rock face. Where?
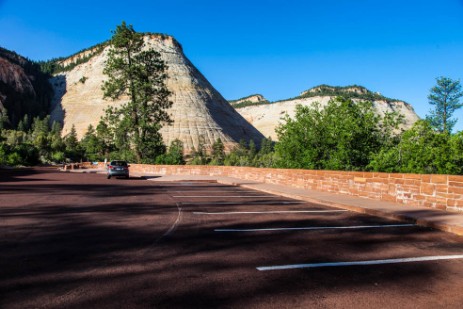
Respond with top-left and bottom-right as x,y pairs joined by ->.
49,35 -> 263,153
235,96 -> 420,140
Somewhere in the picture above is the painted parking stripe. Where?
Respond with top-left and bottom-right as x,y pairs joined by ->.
180,201 -> 304,205
175,190 -> 260,193
257,255 -> 463,271
193,210 -> 347,215
215,224 -> 415,232
173,195 -> 278,198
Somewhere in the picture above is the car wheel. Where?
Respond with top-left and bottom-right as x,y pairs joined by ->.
107,175 -> 111,179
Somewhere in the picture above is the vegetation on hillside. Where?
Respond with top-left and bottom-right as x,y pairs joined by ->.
229,94 -> 270,108
35,42 -> 108,75
36,32 -> 176,75
295,84 -> 405,103
231,85 -> 410,109
0,47 -> 53,129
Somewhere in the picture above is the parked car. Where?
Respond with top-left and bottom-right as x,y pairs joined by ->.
107,160 -> 130,179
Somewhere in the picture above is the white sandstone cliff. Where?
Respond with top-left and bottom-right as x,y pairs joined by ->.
49,34 -> 263,153
234,92 -> 420,140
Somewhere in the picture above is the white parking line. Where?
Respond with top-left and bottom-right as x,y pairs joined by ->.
193,210 -> 347,215
215,224 -> 415,232
180,201 -> 304,205
173,196 -> 278,198
175,190 -> 259,193
256,255 -> 463,271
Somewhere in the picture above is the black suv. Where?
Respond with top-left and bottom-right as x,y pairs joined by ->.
107,160 -> 130,179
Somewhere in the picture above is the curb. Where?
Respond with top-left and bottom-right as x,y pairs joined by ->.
221,181 -> 463,237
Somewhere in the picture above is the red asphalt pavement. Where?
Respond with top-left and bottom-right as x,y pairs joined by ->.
2,167 -> 463,308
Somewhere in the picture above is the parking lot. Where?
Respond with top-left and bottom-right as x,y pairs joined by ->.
2,168 -> 463,308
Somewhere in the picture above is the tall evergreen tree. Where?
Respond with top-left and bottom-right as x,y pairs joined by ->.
81,125 -> 102,161
426,77 -> 463,133
0,108 -> 10,130
211,138 -> 225,165
102,21 -> 173,163
64,125 -> 80,161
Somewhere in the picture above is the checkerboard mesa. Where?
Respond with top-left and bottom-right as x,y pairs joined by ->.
49,33 -> 264,154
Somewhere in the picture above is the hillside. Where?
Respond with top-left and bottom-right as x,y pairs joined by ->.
229,94 -> 269,108
0,47 -> 53,127
233,85 -> 420,140
48,34 -> 264,152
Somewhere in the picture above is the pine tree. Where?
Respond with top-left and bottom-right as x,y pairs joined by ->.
102,21 -> 173,163
64,125 -> 80,161
426,77 -> 463,133
0,108 -> 10,130
211,138 -> 225,165
81,125 -> 102,161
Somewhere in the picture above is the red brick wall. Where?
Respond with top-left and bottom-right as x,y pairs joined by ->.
88,162 -> 463,212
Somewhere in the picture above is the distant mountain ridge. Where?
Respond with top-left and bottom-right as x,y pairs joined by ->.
229,94 -> 269,108
231,85 -> 420,140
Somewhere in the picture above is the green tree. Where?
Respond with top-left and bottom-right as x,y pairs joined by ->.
275,97 -> 399,170
81,125 -> 102,162
189,140 -> 208,165
224,138 -> 251,166
31,116 -> 50,158
17,114 -> 30,132
101,21 -> 173,163
64,125 -> 81,161
96,120 -> 114,159
368,120 -> 459,174
210,138 -> 225,165
253,137 -> 276,167
426,77 -> 463,133
49,121 -> 64,154
0,108 -> 10,130
156,139 -> 185,164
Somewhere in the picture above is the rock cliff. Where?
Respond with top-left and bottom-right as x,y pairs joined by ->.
233,85 -> 420,140
49,34 -> 264,152
0,47 -> 52,126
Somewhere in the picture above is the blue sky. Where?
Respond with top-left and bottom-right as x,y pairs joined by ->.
1,0 -> 463,130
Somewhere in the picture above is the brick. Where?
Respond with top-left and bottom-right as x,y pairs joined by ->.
448,175 -> 463,182
373,172 -> 389,179
435,185 -> 448,194
448,187 -> 463,195
449,181 -> 463,188
431,175 -> 447,184
354,177 -> 367,183
381,194 -> 397,202
403,174 -> 422,180
403,179 -> 420,186
435,204 -> 447,210
421,175 -> 431,183
423,201 -> 434,208
370,178 -> 389,184
451,199 -> 463,207
392,179 -> 405,185
420,183 -> 435,195
427,197 -> 447,205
